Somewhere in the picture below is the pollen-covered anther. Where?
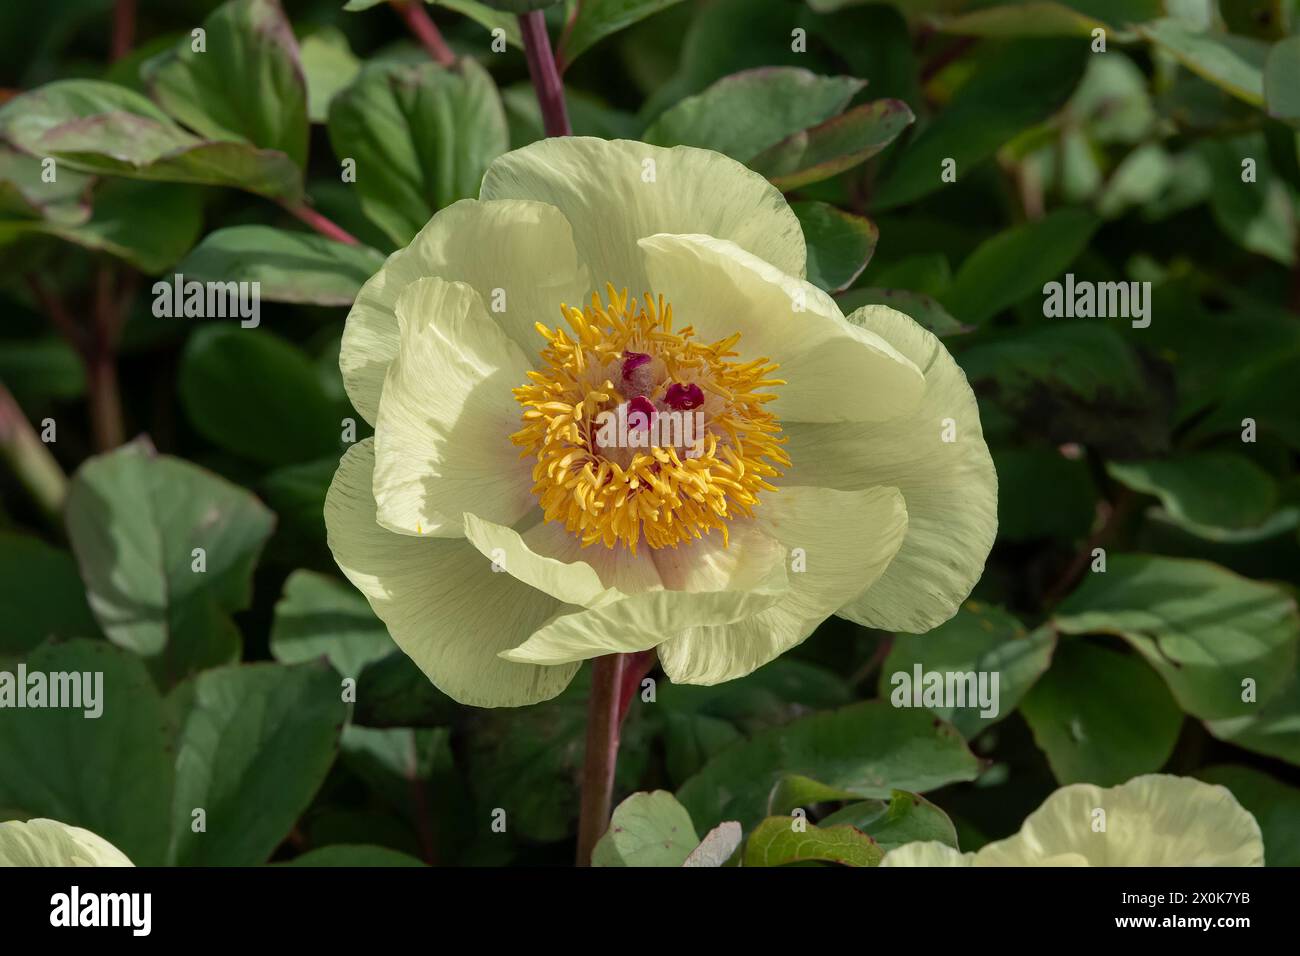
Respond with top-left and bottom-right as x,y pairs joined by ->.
510,284 -> 789,551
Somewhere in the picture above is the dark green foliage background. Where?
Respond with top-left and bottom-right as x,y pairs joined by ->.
1,0 -> 1298,866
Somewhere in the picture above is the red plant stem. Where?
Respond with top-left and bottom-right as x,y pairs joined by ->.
391,0 -> 456,68
576,654 -> 626,865
617,650 -> 657,725
574,650 -> 656,864
88,265 -> 126,451
27,272 -> 125,451
26,274 -> 84,353
283,202 -> 361,245
1043,488 -> 1136,608
409,777 -> 439,865
111,0 -> 136,62
518,11 -> 572,137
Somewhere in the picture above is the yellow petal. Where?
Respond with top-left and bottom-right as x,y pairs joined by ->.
639,233 -> 924,423
372,277 -> 535,537
340,198 -> 589,424
784,304 -> 996,632
974,774 -> 1264,867
657,485 -> 907,685
0,818 -> 133,867
480,137 -> 806,292
325,439 -> 577,707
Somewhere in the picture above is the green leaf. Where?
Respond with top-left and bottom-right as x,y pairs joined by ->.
1205,658 -> 1300,766
502,84 -> 639,147
0,338 -> 84,406
261,457 -> 338,550
837,287 -> 965,336
1020,640 -> 1183,786
750,98 -> 914,191
930,2 -> 1100,37
941,208 -> 1099,326
327,58 -> 508,246
655,658 -> 852,784
865,252 -> 952,296
338,722 -> 441,800
880,604 -> 1055,738
558,0 -> 685,71
280,844 -> 426,866
743,817 -> 883,867
270,570 -> 394,678
299,27 -> 361,124
179,325 -> 344,465
433,1 -> 521,47
958,322 -> 1166,457
147,0 -> 310,167
1053,554 -> 1300,721
0,146 -> 202,272
474,0 -> 562,12
0,640 -> 174,865
1186,348 -> 1300,451
168,661 -> 346,865
820,791 -> 960,851
465,675 -> 651,841
676,700 -> 981,831
793,201 -> 876,293
930,0 -> 1162,37
43,179 -> 203,273
992,447 -> 1097,543
801,4 -> 918,107
64,440 -> 275,682
1265,35 -> 1300,125
765,773 -> 863,813
1138,19 -> 1267,107
176,226 -> 385,307
1199,135 -> 1296,266
0,79 -> 303,201
353,651 -> 458,728
0,532 -> 99,654
0,145 -> 91,225
1069,53 -> 1157,145
1198,765 -> 1300,867
873,38 -> 1089,209
1107,452 -> 1282,540
591,790 -> 699,867
643,67 -> 864,161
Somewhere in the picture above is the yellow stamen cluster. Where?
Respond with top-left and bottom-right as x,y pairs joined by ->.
511,284 -> 789,551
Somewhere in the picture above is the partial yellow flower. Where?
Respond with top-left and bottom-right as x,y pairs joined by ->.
0,818 -> 134,867
881,775 -> 1264,867
327,137 -> 997,706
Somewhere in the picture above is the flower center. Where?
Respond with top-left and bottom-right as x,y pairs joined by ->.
511,284 -> 788,551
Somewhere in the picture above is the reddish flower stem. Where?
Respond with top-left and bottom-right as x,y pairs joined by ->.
391,0 -> 456,68
518,11 -> 572,137
111,0 -> 136,62
87,266 -> 127,451
283,202 -> 361,245
617,650 -> 658,724
27,271 -> 127,452
576,654 -> 625,865
574,649 -> 658,865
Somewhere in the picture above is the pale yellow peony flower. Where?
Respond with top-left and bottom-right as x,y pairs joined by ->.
881,775 -> 1265,867
327,137 -> 996,706
0,818 -> 134,867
